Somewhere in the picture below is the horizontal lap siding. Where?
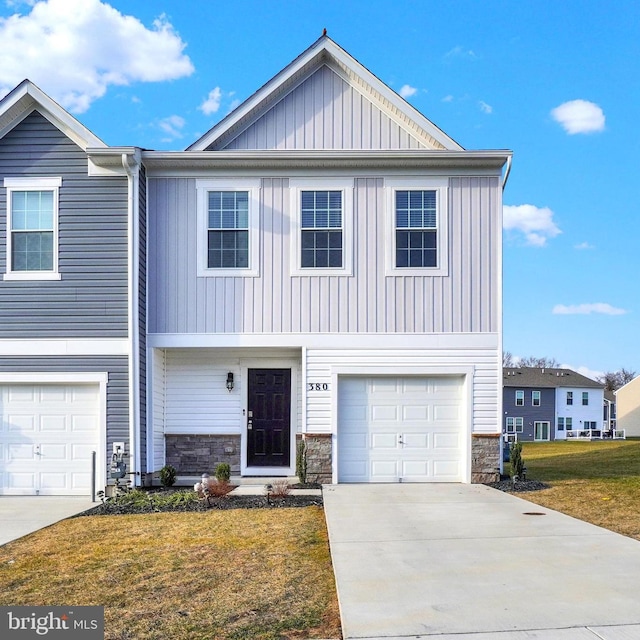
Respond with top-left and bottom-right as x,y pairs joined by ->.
0,112 -> 128,338
215,65 -> 426,151
149,177 -> 500,335
305,348 -> 499,435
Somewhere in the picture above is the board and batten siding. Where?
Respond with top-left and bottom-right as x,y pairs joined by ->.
0,111 -> 129,338
305,348 -> 500,435
155,348 -> 302,435
0,356 -> 129,469
210,64 -> 428,151
148,176 -> 500,335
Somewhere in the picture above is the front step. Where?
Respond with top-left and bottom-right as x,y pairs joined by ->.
174,475 -> 299,488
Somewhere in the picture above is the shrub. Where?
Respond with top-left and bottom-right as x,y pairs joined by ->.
207,480 -> 234,499
215,462 -> 231,483
510,442 -> 525,478
159,464 -> 177,487
296,439 -> 308,484
267,479 -> 291,498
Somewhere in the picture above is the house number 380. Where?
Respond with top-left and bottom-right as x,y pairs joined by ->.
308,383 -> 329,391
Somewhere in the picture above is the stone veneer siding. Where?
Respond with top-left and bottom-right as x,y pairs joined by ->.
165,435 -> 241,476
299,434 -> 332,484
471,433 -> 501,483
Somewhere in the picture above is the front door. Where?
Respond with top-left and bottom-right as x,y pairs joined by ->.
247,369 -> 291,467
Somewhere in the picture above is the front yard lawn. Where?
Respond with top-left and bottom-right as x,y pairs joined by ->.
514,439 -> 640,541
0,506 -> 341,640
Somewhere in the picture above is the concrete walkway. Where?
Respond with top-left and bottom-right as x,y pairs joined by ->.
323,483 -> 640,640
0,496 -> 95,546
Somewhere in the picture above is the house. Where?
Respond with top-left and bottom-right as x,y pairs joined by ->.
503,367 -> 606,441
603,389 -> 616,432
615,376 -> 640,437
0,81 -> 144,495
0,35 -> 511,495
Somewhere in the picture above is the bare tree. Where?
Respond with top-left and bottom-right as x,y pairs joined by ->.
503,351 -> 515,367
518,356 -> 560,368
597,368 -> 637,391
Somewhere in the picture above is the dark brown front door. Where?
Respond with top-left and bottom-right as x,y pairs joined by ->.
247,369 -> 291,467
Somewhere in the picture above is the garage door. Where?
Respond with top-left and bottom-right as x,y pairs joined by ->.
0,384 -> 100,495
338,376 -> 465,482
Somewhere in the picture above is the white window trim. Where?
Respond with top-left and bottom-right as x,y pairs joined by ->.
3,177 -> 62,281
515,389 -> 524,406
289,178 -> 353,277
196,178 -> 260,277
384,177 -> 449,277
532,390 -> 541,406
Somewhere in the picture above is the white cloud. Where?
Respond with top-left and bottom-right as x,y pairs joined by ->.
442,95 -> 454,103
0,0 -> 194,112
574,241 -> 594,250
503,204 -> 562,246
199,87 -> 222,115
551,99 -> 605,135
479,100 -> 493,114
562,364 -> 604,382
157,114 -> 185,140
445,46 -> 476,59
552,303 -> 627,316
399,84 -> 418,98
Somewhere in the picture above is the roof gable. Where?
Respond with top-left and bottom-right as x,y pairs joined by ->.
188,35 -> 462,152
0,79 -> 105,151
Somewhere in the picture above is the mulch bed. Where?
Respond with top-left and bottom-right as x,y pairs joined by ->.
487,479 -> 550,493
78,487 -> 323,516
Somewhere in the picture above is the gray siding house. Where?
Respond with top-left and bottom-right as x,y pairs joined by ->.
503,368 -> 605,442
0,36 -> 511,494
0,81 -> 145,495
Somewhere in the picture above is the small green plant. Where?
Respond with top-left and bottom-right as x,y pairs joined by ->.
215,462 -> 231,483
510,442 -> 525,479
159,464 -> 177,487
296,439 -> 308,484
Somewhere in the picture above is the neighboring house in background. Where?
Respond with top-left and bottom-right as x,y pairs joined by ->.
603,389 -> 616,432
616,376 -> 640,437
0,81 -> 144,495
503,368 -> 605,441
0,35 -> 511,495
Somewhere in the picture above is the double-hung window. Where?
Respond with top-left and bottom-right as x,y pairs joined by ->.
290,179 -> 353,276
4,177 -> 61,281
385,178 -> 448,276
515,390 -> 524,406
582,392 -> 589,406
532,390 -> 541,406
196,179 -> 260,277
506,417 -> 523,433
566,391 -> 573,405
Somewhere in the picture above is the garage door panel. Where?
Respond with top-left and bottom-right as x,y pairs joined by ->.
339,375 -> 465,483
0,383 -> 99,496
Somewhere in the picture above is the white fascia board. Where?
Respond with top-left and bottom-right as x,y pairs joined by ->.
88,147 -> 141,176
147,332 -> 499,350
0,338 -> 129,356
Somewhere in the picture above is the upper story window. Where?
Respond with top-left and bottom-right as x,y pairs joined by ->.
3,177 -> 62,281
582,392 -> 589,406
532,390 -> 541,406
196,179 -> 260,277
385,178 -> 448,277
515,390 -> 524,406
290,179 -> 353,276
566,391 -> 573,405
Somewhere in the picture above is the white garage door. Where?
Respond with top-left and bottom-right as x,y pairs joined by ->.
338,376 -> 465,482
0,384 -> 100,495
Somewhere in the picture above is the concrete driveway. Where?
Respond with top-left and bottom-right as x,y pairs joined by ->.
323,483 -> 640,640
0,496 -> 95,546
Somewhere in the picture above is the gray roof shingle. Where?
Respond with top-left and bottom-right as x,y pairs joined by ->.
503,367 -> 603,389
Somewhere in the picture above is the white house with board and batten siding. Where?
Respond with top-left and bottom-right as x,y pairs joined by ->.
144,34 -> 511,484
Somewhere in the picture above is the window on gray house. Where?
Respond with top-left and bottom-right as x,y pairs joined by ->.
395,190 -> 437,268
532,390 -> 541,406
515,390 -> 524,406
301,190 -> 343,268
10,190 -> 54,271
207,191 -> 249,268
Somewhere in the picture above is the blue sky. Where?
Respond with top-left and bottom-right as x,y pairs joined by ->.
1,0 -> 638,379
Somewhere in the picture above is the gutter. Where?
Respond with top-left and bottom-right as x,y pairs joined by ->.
502,154 -> 513,191
122,150 -> 142,486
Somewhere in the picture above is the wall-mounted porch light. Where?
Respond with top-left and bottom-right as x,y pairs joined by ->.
226,372 -> 234,392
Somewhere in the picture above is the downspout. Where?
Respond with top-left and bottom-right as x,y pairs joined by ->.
502,154 -> 512,191
122,151 -> 141,486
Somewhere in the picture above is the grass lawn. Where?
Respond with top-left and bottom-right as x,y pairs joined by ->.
0,506 -> 342,640
514,439 -> 640,541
